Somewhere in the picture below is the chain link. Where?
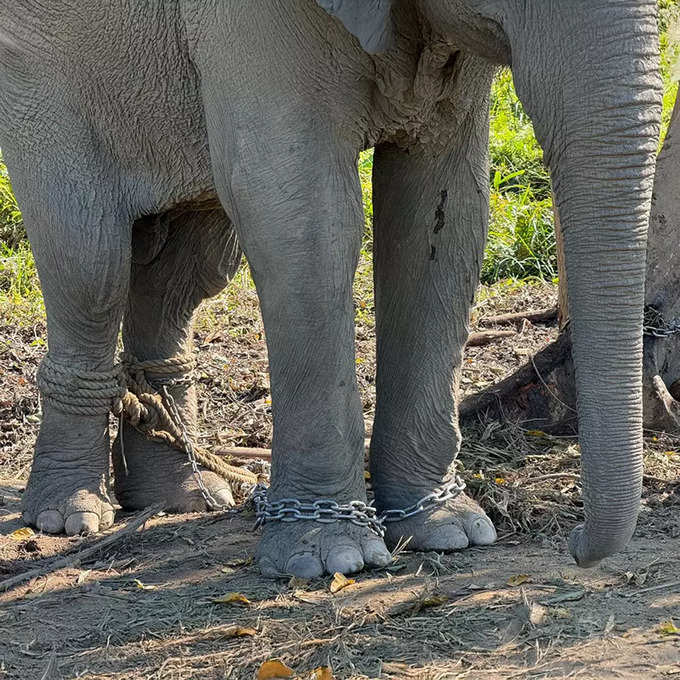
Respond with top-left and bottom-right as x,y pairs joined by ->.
253,485 -> 385,536
161,385 -> 234,512
379,476 -> 467,523
159,384 -> 466,532
644,306 -> 680,338
253,476 -> 466,536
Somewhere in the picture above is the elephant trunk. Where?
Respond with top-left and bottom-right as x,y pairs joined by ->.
506,3 -> 662,566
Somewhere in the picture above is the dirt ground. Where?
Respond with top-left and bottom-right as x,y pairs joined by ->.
1,270 -> 679,679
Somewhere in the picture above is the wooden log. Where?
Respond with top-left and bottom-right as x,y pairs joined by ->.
466,330 -> 516,347
479,307 -> 557,327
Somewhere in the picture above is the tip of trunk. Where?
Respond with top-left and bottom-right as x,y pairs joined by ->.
568,523 -> 636,568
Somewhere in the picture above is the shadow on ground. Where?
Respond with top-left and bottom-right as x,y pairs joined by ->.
0,482 -> 678,680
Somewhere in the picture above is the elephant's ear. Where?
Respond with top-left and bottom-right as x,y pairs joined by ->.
315,0 -> 395,53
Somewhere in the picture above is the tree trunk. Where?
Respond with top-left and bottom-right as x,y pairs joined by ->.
462,96 -> 680,435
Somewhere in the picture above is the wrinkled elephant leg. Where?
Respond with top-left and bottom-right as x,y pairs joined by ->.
203,115 -> 391,576
10,158 -> 131,536
370,111 -> 497,551
112,208 -> 241,512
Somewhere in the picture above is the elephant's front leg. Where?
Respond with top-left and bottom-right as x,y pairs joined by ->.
370,133 -> 497,552
216,137 -> 391,577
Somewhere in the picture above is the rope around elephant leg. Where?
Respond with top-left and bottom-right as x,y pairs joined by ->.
119,355 -> 259,491
36,353 -> 258,500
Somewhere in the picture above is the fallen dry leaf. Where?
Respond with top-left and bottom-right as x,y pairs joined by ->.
659,620 -> 680,636
134,579 -> 157,591
213,592 -> 252,606
507,574 -> 531,587
222,626 -> 257,638
307,667 -> 334,680
9,527 -> 34,540
421,595 -> 449,608
330,572 -> 355,594
257,659 -> 295,679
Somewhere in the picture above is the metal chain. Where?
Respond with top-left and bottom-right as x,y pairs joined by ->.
253,485 -> 385,536
160,383 -> 467,531
644,306 -> 680,338
253,476 -> 466,536
379,476 -> 467,523
161,384 -> 233,512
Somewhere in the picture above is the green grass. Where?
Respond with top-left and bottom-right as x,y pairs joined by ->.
1,6 -> 679,313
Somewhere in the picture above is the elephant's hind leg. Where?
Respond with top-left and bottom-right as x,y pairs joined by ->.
112,207 -> 241,512
14,167 -> 132,536
370,112 -> 497,552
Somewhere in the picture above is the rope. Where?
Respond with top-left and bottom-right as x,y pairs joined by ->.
36,353 -> 258,488
37,356 -> 126,416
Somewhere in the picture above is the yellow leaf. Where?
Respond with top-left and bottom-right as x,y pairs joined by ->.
659,620 -> 680,636
213,592 -> 252,606
10,527 -> 34,540
222,626 -> 257,638
507,574 -> 531,587
257,659 -> 295,680
421,595 -> 448,608
363,470 -> 371,480
355,357 -> 364,364
330,572 -> 355,594
663,450 -> 676,458
494,477 -> 507,485
308,667 -> 334,680
134,579 -> 157,591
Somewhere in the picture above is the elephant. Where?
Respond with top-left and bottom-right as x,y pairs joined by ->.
0,0 -> 662,577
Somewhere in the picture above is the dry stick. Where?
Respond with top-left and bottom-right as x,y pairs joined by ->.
0,504 -> 162,593
216,438 -> 372,461
479,307 -> 558,327
466,330 -> 516,347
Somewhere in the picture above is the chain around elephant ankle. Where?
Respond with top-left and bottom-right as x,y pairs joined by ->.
379,476 -> 467,523
253,476 -> 466,535
252,485 -> 386,537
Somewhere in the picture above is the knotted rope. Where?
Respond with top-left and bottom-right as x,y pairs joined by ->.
37,353 -> 257,489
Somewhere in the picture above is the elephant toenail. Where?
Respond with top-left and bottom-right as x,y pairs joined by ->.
36,510 -> 65,534
286,553 -> 324,578
212,487 -> 235,508
424,524 -> 469,551
100,509 -> 115,530
65,512 -> 100,536
362,538 -> 393,567
326,547 -> 364,575
469,517 -> 497,546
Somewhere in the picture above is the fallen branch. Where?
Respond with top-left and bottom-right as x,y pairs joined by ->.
466,330 -> 516,347
216,438 -> 372,461
0,504 -> 162,593
479,307 -> 558,328
215,446 -> 272,461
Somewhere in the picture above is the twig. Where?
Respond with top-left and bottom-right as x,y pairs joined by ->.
467,330 -> 516,347
215,438 -> 372,461
479,307 -> 558,327
0,504 -> 162,593
214,446 -> 272,461
622,580 -> 680,598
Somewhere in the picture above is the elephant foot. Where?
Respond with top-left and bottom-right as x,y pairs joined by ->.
23,410 -> 115,535
256,521 -> 393,578
380,491 -> 497,551
112,424 -> 234,512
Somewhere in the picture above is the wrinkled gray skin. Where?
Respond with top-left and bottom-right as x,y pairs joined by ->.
0,0 -> 662,576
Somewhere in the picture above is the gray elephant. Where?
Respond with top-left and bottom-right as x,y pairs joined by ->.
0,0 -> 662,577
